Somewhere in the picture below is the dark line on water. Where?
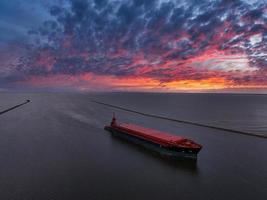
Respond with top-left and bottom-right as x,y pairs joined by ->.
91,100 -> 267,139
0,100 -> 31,115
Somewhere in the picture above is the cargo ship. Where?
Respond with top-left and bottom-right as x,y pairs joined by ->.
104,115 -> 202,160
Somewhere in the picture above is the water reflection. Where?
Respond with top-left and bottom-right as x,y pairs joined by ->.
110,135 -> 199,174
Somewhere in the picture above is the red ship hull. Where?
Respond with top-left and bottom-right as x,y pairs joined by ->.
105,117 -> 202,160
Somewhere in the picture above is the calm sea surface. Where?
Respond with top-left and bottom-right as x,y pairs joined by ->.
94,92 -> 267,136
0,92 -> 266,200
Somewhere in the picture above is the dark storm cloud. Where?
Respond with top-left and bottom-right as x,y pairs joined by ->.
1,0 -> 267,89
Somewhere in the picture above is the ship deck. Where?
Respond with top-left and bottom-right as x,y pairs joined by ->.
119,123 -> 185,142
110,123 -> 202,149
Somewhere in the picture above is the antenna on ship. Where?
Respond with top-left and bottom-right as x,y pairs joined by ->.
111,112 -> 117,126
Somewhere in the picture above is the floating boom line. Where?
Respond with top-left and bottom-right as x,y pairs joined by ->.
91,100 -> 266,139
0,100 -> 31,115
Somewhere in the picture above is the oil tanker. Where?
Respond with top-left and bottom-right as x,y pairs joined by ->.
104,115 -> 202,160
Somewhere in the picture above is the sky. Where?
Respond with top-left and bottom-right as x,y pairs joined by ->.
0,0 -> 267,92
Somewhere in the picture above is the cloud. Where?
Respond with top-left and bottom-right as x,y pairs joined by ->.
0,0 -> 267,91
